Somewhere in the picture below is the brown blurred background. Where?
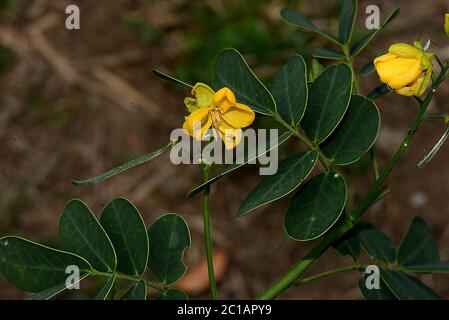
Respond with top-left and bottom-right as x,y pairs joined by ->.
1,0 -> 449,299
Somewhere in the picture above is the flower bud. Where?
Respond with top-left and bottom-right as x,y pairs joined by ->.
374,42 -> 433,97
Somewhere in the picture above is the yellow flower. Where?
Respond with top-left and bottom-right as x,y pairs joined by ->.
182,83 -> 255,149
445,13 -> 449,37
374,42 -> 433,97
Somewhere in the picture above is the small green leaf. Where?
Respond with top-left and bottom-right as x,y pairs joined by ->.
358,277 -> 396,300
417,125 -> 449,169
359,61 -> 375,78
281,8 -> 341,46
403,262 -> 449,273
152,69 -> 193,88
321,95 -> 380,165
380,268 -> 440,300
0,236 -> 91,292
398,217 -> 439,267
155,288 -> 189,300
339,0 -> 357,44
313,48 -> 345,60
237,151 -> 318,217
59,199 -> 116,272
284,172 -> 347,241
213,48 -> 276,115
333,228 -> 360,261
72,141 -> 174,186
101,198 -> 149,276
122,280 -> 147,300
271,55 -> 308,125
350,8 -> 400,56
358,222 -> 395,263
367,83 -> 392,100
187,131 -> 292,198
148,214 -> 191,284
301,64 -> 352,144
92,276 -> 116,300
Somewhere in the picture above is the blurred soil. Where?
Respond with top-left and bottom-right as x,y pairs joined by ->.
1,0 -> 449,299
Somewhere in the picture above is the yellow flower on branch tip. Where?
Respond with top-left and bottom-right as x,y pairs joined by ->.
445,14 -> 449,38
374,42 -> 433,97
182,83 -> 255,150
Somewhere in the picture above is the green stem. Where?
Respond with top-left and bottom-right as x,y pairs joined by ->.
296,264 -> 365,286
202,164 -> 218,300
257,66 -> 448,300
343,45 -> 360,94
91,270 -> 165,291
274,115 -> 332,172
370,148 -> 380,180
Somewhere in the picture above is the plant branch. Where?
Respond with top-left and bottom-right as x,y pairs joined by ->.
257,65 -> 448,300
202,164 -> 218,300
296,264 -> 366,286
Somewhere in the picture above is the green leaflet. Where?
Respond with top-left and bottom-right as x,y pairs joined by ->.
358,277 -> 396,300
333,227 -> 360,262
72,141 -> 174,186
380,269 -> 440,300
281,8 -> 341,46
236,151 -> 318,217
59,199 -> 117,272
147,214 -> 191,284
398,217 -> 439,267
403,262 -> 449,273
321,95 -> 380,165
25,273 -> 90,300
350,8 -> 400,56
0,236 -> 91,293
313,48 -> 345,60
358,222 -> 395,263
338,0 -> 357,44
213,48 -> 276,115
284,172 -> 347,241
101,198 -> 149,276
122,280 -> 147,300
301,64 -> 352,144
271,55 -> 308,125
152,69 -> 193,88
92,276 -> 116,300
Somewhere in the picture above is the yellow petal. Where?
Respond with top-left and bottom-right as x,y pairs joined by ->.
184,83 -> 215,113
395,83 -> 417,96
219,128 -> 242,150
213,87 -> 236,113
445,13 -> 449,37
388,43 -> 423,60
184,97 -> 198,113
220,103 -> 255,129
218,120 -> 242,149
374,53 -> 397,64
193,82 -> 215,109
183,108 -> 212,141
375,56 -> 422,89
